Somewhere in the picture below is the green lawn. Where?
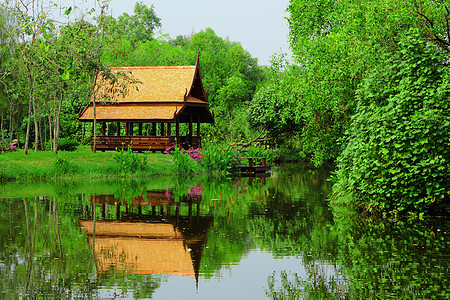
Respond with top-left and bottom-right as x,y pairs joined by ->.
0,146 -> 175,182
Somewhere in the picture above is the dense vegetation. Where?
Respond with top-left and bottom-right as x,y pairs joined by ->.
0,0 -> 448,214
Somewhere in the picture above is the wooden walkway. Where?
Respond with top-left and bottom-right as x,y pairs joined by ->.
237,157 -> 271,177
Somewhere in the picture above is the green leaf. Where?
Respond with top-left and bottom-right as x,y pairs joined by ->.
64,7 -> 72,15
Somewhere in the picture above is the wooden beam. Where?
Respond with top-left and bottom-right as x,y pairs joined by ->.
102,122 -> 106,136
116,122 -> 120,136
125,123 -> 129,135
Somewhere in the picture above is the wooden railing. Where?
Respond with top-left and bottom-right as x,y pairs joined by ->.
90,135 -> 201,152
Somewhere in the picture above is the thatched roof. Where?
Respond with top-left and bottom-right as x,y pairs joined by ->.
78,56 -> 214,123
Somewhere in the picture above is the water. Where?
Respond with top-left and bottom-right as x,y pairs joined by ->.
0,166 -> 448,299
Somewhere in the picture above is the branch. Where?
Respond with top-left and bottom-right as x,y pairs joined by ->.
236,129 -> 297,147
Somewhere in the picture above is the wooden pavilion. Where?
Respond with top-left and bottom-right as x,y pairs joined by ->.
78,56 -> 214,152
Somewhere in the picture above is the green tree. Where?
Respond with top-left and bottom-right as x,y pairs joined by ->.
333,30 -> 450,214
104,1 -> 161,47
216,73 -> 251,141
286,0 -> 420,165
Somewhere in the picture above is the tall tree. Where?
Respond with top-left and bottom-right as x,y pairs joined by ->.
104,1 -> 161,47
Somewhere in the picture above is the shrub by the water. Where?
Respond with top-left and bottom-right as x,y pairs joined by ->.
333,30 -> 450,214
113,148 -> 149,174
201,142 -> 240,173
170,146 -> 199,175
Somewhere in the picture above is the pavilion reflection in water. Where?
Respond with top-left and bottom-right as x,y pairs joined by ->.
78,187 -> 212,287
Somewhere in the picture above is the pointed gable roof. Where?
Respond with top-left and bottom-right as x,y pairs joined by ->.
78,56 -> 213,123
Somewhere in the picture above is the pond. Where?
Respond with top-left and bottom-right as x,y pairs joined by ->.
0,165 -> 448,299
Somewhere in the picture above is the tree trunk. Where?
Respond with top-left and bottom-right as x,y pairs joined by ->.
54,93 -> 63,153
81,122 -> 85,145
32,89 -> 39,152
93,100 -> 97,152
24,96 -> 32,155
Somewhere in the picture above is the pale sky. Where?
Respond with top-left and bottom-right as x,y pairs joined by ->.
61,0 -> 292,66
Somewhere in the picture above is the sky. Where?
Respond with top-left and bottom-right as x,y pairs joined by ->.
62,0 -> 292,66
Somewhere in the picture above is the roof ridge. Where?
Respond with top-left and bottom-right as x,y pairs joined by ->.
110,66 -> 196,70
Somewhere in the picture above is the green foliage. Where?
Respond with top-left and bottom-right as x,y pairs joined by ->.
170,146 -> 199,175
105,2 -> 161,47
113,148 -> 149,174
248,83 -> 300,136
201,141 -> 240,173
334,30 -> 450,213
53,156 -> 76,175
56,137 -> 78,151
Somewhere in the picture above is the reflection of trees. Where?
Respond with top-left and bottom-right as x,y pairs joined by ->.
0,196 -> 96,298
264,183 -> 449,300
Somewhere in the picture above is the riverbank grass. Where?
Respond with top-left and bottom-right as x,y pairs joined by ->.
0,146 -> 173,181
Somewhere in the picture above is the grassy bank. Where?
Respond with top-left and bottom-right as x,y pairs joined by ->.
0,142 -> 273,183
0,146 -> 175,182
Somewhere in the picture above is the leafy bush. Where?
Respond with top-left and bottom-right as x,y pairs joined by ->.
0,136 -> 16,154
334,30 -> 450,214
201,141 -> 240,173
57,137 -> 79,151
113,148 -> 148,174
170,146 -> 199,175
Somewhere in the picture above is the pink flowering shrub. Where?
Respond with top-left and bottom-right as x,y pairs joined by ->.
0,137 -> 17,154
166,145 -> 203,161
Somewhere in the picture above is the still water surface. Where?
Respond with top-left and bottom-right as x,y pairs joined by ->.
0,165 -> 448,299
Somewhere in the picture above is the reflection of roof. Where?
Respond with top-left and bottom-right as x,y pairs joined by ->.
79,220 -> 194,275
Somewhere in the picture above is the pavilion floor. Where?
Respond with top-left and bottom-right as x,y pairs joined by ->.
90,135 -> 201,152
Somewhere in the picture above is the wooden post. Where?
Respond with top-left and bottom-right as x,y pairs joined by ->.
125,123 -> 129,135
116,122 -> 120,136
151,122 -> 157,136
197,118 -> 201,147
139,123 -> 143,136
166,122 -> 171,136
129,122 -> 133,136
102,203 -> 106,220
176,118 -> 180,145
160,122 -> 165,136
189,113 -> 193,146
101,123 -> 105,136
116,202 -> 121,220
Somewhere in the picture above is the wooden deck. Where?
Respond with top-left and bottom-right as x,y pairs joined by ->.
91,136 -> 201,152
